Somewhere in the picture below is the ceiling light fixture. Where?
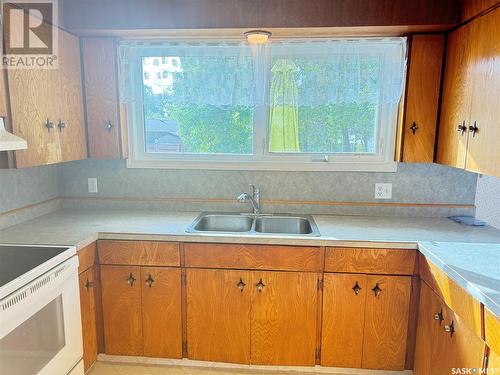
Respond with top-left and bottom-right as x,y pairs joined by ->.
244,30 -> 272,44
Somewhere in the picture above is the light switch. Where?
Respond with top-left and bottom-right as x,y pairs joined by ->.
88,178 -> 98,193
375,183 -> 392,199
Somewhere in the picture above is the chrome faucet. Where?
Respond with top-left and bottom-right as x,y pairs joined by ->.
237,184 -> 261,214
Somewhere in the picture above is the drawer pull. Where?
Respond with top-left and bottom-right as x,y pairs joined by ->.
352,281 -> 362,295
145,274 -> 155,288
127,273 -> 136,286
433,309 -> 444,323
468,121 -> 479,137
85,279 -> 94,290
256,278 -> 265,293
236,278 -> 246,292
444,320 -> 455,337
457,121 -> 467,135
105,120 -> 113,132
371,283 -> 382,297
410,121 -> 418,135
45,119 -> 54,131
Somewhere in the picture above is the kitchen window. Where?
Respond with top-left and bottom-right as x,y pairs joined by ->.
120,38 -> 407,171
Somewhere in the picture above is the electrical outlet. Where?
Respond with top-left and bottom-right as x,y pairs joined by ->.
375,183 -> 392,199
88,178 -> 98,193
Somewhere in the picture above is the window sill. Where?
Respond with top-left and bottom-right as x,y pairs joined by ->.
126,158 -> 398,172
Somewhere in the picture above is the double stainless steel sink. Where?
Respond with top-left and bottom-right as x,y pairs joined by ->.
186,213 -> 320,236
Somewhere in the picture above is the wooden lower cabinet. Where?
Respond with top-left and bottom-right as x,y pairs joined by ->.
321,273 -> 411,371
186,269 -> 318,366
414,282 -> 486,374
100,265 -> 182,358
101,265 -> 143,356
78,267 -> 98,371
141,267 -> 183,358
186,269 -> 252,364
251,271 -> 318,366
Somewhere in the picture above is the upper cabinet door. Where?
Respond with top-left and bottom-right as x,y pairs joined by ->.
57,30 -> 87,163
250,271 -> 318,366
82,38 -> 123,159
0,70 -> 7,118
465,8 -> 500,177
436,22 -> 475,169
403,35 -> 444,163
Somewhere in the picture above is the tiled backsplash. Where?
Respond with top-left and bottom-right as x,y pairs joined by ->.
0,159 -> 482,228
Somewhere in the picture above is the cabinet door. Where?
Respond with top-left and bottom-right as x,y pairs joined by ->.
78,267 -> 97,371
7,29 -> 61,167
465,8 -> 500,177
321,273 -> 367,368
436,22 -> 474,169
414,281 -> 446,375
100,265 -> 143,355
251,271 -> 318,366
436,301 -> 486,374
82,38 -> 123,159
0,70 -> 7,117
141,267 -> 182,358
403,35 -> 444,163
57,29 -> 87,163
362,275 -> 411,370
186,269 -> 251,364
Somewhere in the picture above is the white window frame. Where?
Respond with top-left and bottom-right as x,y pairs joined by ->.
124,38 -> 405,172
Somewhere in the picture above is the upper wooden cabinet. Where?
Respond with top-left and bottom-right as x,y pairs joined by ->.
82,37 -> 125,159
7,27 -> 86,168
0,70 -> 7,118
402,35 -> 445,163
437,8 -> 500,177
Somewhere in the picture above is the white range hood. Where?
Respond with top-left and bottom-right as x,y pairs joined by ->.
0,117 -> 27,151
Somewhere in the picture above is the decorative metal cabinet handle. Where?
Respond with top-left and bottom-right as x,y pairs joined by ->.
468,121 -> 479,137
352,281 -> 362,295
57,120 -> 66,132
85,279 -> 94,290
236,278 -> 246,292
457,121 -> 467,135
410,122 -> 418,135
145,274 -> 155,288
371,283 -> 382,297
256,278 -> 265,293
444,320 -> 455,337
127,273 -> 136,286
105,120 -> 113,132
45,119 -> 54,131
433,309 -> 444,323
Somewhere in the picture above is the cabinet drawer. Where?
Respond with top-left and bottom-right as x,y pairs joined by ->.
78,242 -> 97,274
485,308 -> 500,354
419,256 -> 482,337
184,243 -> 321,272
324,247 -> 416,275
98,240 -> 180,266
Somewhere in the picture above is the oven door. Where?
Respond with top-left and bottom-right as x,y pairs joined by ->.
0,256 -> 83,375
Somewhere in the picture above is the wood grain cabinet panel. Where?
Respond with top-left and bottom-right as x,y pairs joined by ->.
321,273 -> 367,368
100,265 -> 143,356
186,269 -> 252,364
0,70 -> 7,118
82,37 -> 123,159
436,22 -> 474,169
324,247 -> 416,275
78,267 -> 98,371
485,308 -> 500,355
250,271 -> 318,366
78,242 -> 97,274
98,240 -> 180,266
489,349 -> 500,372
141,267 -> 182,358
361,275 -> 411,370
184,243 -> 321,272
464,8 -> 500,177
57,29 -> 87,163
419,256 -> 482,337
460,0 -> 500,21
402,34 -> 444,163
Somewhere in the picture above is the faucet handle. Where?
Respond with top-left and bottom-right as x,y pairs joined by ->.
249,184 -> 259,195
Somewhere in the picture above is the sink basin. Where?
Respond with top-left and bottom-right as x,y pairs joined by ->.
192,214 -> 253,232
254,216 -> 314,235
187,213 -> 320,236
